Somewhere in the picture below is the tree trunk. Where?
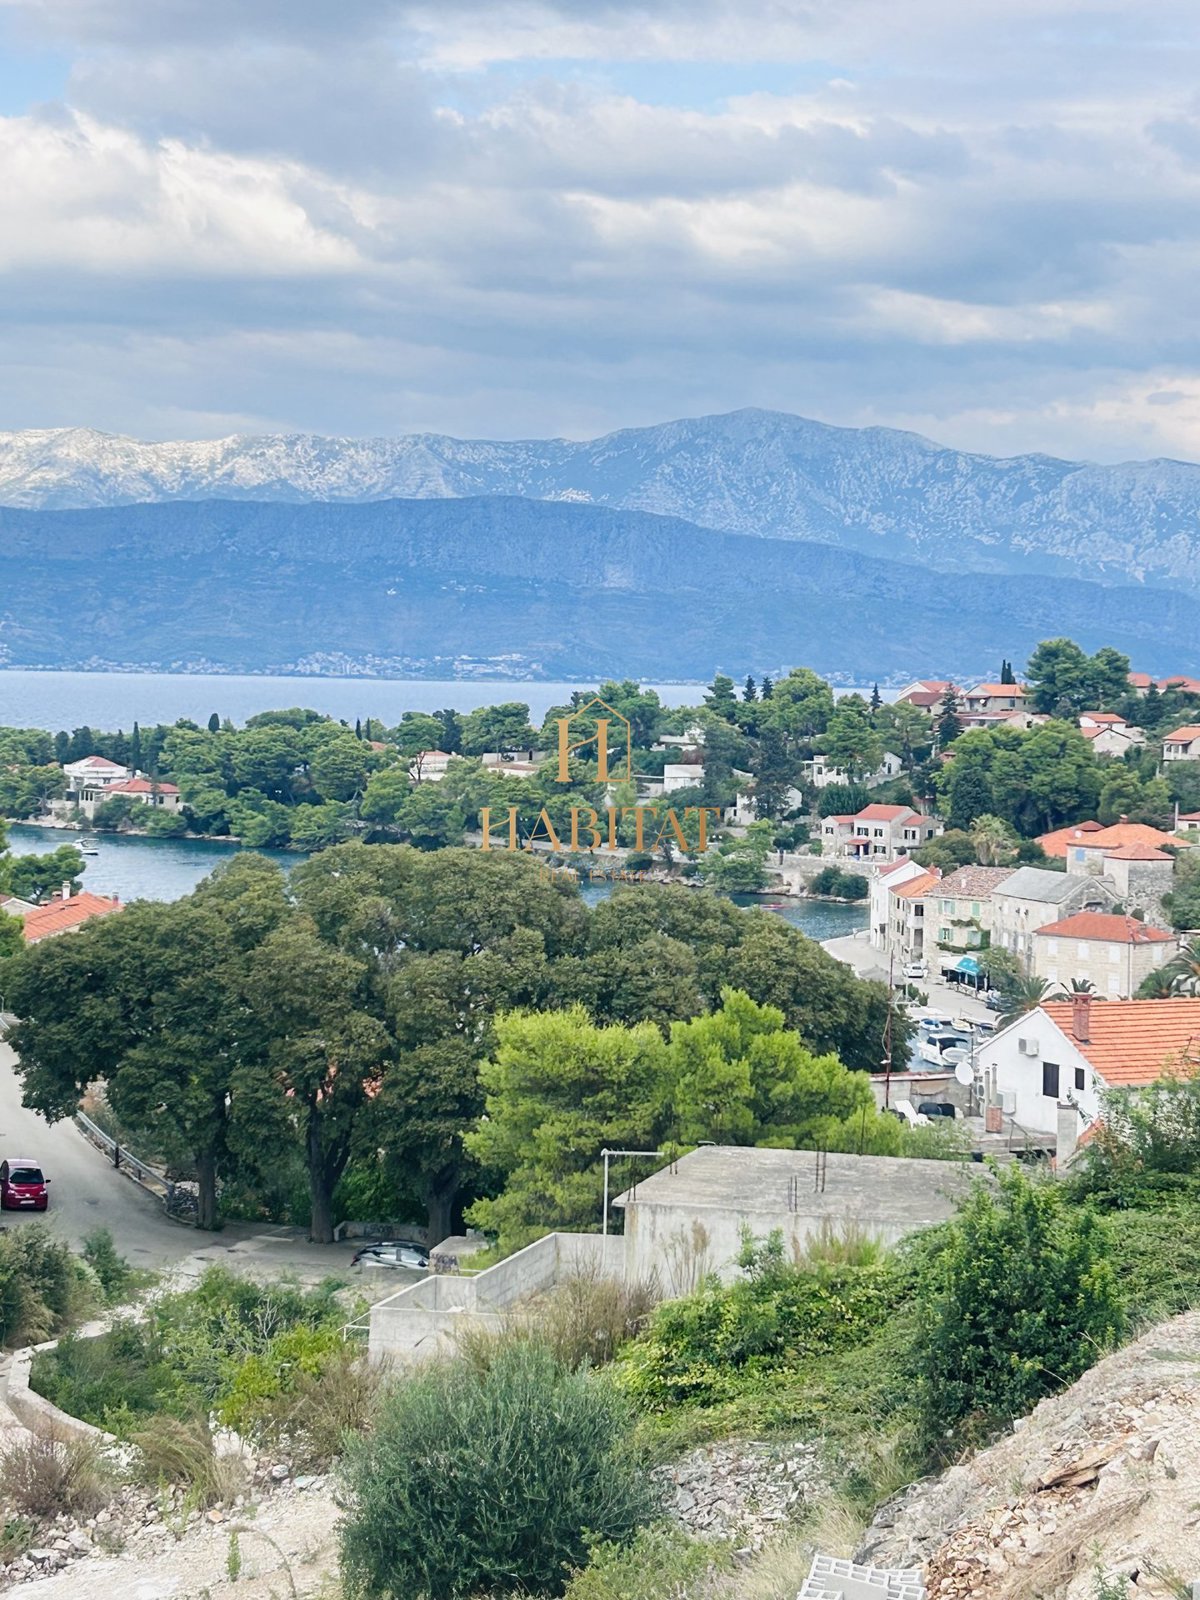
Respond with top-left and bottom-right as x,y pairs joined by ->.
195,1149 -> 219,1232
309,1175 -> 335,1245
425,1168 -> 458,1247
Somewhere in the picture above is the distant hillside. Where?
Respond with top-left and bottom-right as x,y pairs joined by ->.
1,496 -> 1197,680
2,410 -> 1200,594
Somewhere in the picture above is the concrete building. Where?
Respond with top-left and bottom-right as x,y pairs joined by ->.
662,763 -> 705,794
978,995 -> 1200,1140
1164,725 -> 1200,762
1032,911 -> 1178,998
613,1145 -> 974,1289
869,857 -> 930,952
801,751 -> 902,790
990,867 -> 1119,969
821,804 -> 940,863
408,750 -> 453,781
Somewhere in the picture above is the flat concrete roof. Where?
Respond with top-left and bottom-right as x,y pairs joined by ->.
613,1145 -> 974,1229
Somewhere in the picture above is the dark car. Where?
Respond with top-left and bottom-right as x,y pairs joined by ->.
0,1159 -> 49,1211
351,1240 -> 429,1270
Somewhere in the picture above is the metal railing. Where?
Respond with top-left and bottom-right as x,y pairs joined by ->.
73,1110 -> 184,1214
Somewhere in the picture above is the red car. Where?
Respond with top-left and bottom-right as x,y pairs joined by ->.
0,1159 -> 49,1211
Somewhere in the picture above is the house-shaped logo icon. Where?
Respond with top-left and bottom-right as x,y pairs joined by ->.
555,697 -> 633,783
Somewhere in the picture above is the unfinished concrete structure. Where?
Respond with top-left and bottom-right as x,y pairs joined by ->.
614,1145 -> 973,1291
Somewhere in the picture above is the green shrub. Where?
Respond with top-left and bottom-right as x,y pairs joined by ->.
0,1227 -> 95,1347
617,1230 -> 901,1410
31,1266 -> 348,1435
535,1271 -> 661,1371
217,1322 -> 343,1434
82,1228 -> 148,1306
564,1526 -> 731,1600
339,1340 -> 657,1600
916,1165 -> 1122,1439
236,1341 -> 382,1470
1103,1207 -> 1200,1325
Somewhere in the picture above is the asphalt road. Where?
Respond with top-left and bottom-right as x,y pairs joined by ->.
0,1038 -> 392,1284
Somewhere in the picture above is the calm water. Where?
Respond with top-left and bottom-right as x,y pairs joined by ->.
6,824 -> 868,938
0,671 -> 701,733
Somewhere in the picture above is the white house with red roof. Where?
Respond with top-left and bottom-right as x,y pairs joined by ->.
868,857 -> 930,951
960,682 -> 1028,719
1032,911 -> 1177,999
1163,725 -> 1200,762
61,755 -> 132,810
21,888 -> 124,945
978,994 -> 1200,1140
893,680 -> 956,711
820,803 -> 940,863
408,750 -> 453,782
1178,810 -> 1200,837
1077,711 -> 1145,757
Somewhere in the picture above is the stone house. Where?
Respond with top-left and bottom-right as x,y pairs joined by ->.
921,864 -> 1019,958
990,866 -> 1119,969
1032,911 -> 1178,998
1164,725 -> 1200,762
821,804 -> 940,863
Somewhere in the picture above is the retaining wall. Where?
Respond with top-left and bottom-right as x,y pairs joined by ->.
367,1231 -> 626,1365
6,1341 -> 114,1444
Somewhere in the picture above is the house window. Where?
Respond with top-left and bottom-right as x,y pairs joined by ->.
1109,944 -> 1120,963
939,927 -> 951,942
971,902 -> 980,917
1046,939 -> 1058,957
1042,1062 -> 1060,1098
874,828 -> 884,837
941,900 -> 952,914
1074,1067 -> 1086,1091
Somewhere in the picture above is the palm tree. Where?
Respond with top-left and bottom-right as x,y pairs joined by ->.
1061,977 -> 1096,995
1167,937 -> 1200,996
1137,968 -> 1178,999
998,975 -> 1061,1027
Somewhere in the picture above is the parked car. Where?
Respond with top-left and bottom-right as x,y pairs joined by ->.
903,961 -> 928,980
351,1240 -> 429,1270
0,1159 -> 49,1211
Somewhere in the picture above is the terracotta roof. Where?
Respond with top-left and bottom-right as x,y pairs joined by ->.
892,871 -> 941,899
877,856 -> 916,877
925,865 -> 1018,898
1081,712 -> 1127,725
1180,811 -> 1200,823
1128,672 -> 1154,688
855,804 -> 915,822
1102,843 -> 1174,862
1035,911 -> 1175,944
108,778 -> 180,796
965,683 -> 1027,698
22,892 -> 124,944
1160,677 -> 1200,693
1035,820 -> 1105,857
1041,998 -> 1200,1087
1088,821 -> 1181,851
1164,726 -> 1200,744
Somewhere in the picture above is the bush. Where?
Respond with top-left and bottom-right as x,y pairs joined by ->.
916,1165 -> 1122,1439
810,866 -> 868,900
237,1341 -> 382,1470
217,1323 -> 343,1435
130,1416 -> 247,1507
339,1340 -> 657,1600
536,1271 -> 662,1371
564,1526 -> 731,1600
0,1432 -> 112,1521
618,1229 -> 901,1410
1103,1207 -> 1200,1326
82,1228 -> 146,1306
0,1227 -> 95,1347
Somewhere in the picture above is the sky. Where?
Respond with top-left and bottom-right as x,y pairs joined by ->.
1,0 -> 1199,461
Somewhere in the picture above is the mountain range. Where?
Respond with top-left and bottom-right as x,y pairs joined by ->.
3,409 -> 1200,595
2,496 -> 1198,681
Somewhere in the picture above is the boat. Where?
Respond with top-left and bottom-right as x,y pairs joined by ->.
77,838 -> 101,856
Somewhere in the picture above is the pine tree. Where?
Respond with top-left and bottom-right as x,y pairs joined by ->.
207,712 -> 220,734
743,675 -> 757,703
1000,659 -> 1015,686
355,717 -> 363,740
937,686 -> 962,749
760,675 -> 774,700
130,722 -> 143,773
870,683 -> 882,712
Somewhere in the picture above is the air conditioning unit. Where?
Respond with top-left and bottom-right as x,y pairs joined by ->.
1017,1037 -> 1039,1057
1000,1091 -> 1017,1114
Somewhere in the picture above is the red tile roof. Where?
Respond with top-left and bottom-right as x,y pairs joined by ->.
1102,843 -> 1174,861
66,755 -> 127,771
1035,911 -> 1175,944
1160,677 -> 1200,693
1088,821 -> 1182,851
966,684 -> 1027,698
22,892 -> 124,944
109,778 -> 180,796
1128,672 -> 1154,688
877,856 -> 916,877
892,871 -> 941,899
1035,820 -> 1105,857
1164,726 -> 1200,745
1042,998 -> 1200,1087
1081,712 -> 1127,725
926,865 -> 1019,898
1180,811 -> 1200,823
855,804 -> 915,822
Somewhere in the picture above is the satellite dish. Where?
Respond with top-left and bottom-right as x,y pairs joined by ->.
954,1061 -> 974,1086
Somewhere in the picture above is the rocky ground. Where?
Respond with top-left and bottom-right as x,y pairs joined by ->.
859,1309 -> 1200,1599
658,1439 -> 822,1551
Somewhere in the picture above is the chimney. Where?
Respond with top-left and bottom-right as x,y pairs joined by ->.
1118,815 -> 1129,826
1071,992 -> 1092,1043
61,880 -> 71,902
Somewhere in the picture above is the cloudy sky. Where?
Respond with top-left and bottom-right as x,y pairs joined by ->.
1,0 -> 1199,460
